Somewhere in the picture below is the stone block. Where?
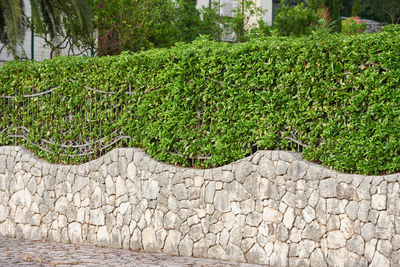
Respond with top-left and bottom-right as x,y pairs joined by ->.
319,178 -> 337,198
371,195 -> 386,210
142,227 -> 161,253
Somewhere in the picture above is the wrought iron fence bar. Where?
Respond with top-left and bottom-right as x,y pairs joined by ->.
168,151 -> 210,160
1,81 -> 160,100
57,136 -> 131,157
5,133 -> 131,158
7,134 -> 52,153
0,87 -> 59,99
36,93 -> 39,120
24,87 -> 59,97
96,136 -> 131,151
68,79 -> 160,95
2,126 -> 121,149
0,80 -> 154,160
67,79 -> 116,95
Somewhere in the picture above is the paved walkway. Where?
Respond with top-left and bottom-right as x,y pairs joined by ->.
0,237 -> 263,267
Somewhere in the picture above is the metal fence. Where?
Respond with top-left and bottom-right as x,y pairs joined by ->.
0,80 -> 134,163
1,80 -> 307,164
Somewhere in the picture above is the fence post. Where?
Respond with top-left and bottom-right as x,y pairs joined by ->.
31,24 -> 34,60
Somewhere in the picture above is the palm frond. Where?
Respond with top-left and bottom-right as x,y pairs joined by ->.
1,0 -> 24,45
1,0 -> 93,52
29,0 -> 44,32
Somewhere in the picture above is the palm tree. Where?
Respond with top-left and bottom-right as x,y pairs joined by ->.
0,0 -> 92,50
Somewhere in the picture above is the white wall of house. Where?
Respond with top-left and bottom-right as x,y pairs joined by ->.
196,0 -> 273,25
257,0 -> 273,25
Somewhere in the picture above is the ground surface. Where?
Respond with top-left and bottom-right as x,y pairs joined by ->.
0,236 -> 263,267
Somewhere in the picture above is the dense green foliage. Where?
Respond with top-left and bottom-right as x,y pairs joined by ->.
94,0 -> 225,55
273,0 -> 318,36
94,0 -> 271,54
95,0 -> 180,54
342,17 -> 366,34
307,0 -> 325,10
300,0 -> 342,32
227,0 -> 267,42
1,27 -> 400,174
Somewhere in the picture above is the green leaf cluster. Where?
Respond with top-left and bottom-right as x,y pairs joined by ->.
1,28 -> 400,174
93,0 -> 225,55
273,0 -> 319,37
342,18 -> 366,35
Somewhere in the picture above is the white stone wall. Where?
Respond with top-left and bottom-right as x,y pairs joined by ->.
362,19 -> 386,33
0,146 -> 400,266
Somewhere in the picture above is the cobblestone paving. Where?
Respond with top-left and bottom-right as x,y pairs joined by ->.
0,237 -> 263,267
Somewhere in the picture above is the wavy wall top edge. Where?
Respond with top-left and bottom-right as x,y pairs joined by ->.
0,146 -> 399,181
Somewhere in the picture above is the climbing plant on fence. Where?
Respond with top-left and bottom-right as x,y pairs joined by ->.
1,26 -> 400,174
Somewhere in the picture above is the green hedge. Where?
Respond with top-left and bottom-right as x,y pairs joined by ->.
1,26 -> 400,174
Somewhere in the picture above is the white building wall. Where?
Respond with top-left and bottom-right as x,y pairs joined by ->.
258,0 -> 273,25
196,0 -> 211,9
196,0 -> 273,25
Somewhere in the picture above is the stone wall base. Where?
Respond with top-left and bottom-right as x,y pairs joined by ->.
1,146 -> 399,266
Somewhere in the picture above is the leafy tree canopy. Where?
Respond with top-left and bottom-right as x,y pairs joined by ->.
94,0 -> 225,55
